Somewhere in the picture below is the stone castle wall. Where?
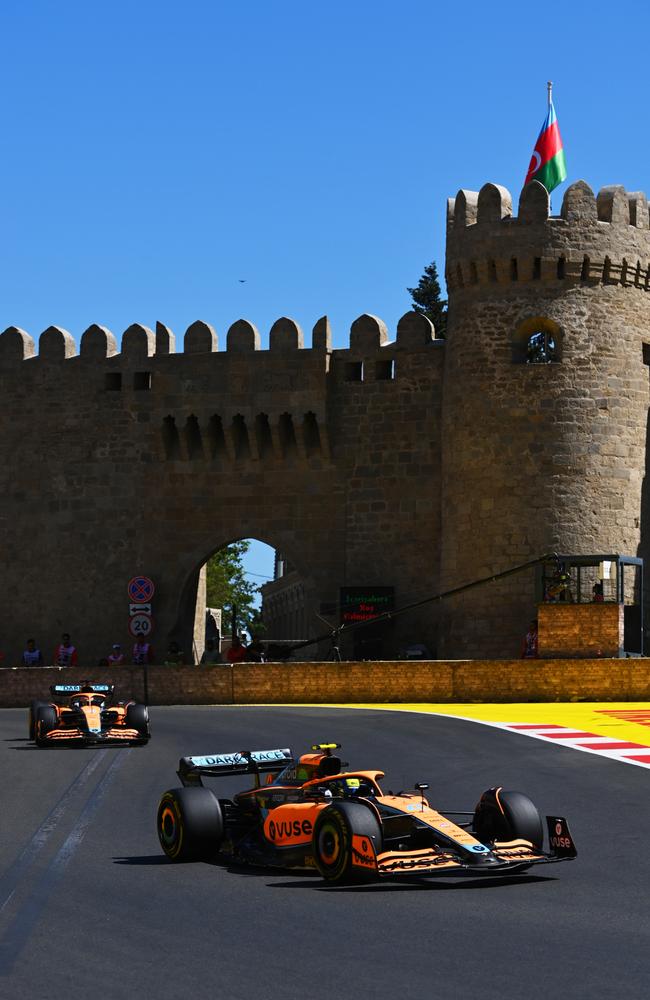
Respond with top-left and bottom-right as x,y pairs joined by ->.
1,178 -> 649,664
0,311 -> 443,665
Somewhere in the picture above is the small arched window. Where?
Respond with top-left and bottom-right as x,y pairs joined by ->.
512,317 -> 562,364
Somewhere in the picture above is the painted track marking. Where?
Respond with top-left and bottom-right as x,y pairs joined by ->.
0,749 -> 130,976
306,703 -> 650,769
0,749 -> 109,915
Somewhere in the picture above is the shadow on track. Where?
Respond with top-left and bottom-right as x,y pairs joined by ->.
268,874 -> 555,892
112,855 -> 555,891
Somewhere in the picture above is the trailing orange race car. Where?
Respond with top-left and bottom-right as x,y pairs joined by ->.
157,742 -> 576,883
29,683 -> 150,747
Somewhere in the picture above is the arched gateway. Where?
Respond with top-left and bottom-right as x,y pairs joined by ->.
0,312 -> 441,664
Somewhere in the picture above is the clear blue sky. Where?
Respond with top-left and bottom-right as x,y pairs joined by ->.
2,1 -> 649,352
2,1 -> 649,585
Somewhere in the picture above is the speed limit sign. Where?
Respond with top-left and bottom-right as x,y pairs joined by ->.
129,614 -> 153,638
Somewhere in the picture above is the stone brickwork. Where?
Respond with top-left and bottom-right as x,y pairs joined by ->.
2,178 -> 650,664
441,180 -> 650,657
2,660 -> 650,708
0,311 -> 442,665
538,602 -> 624,658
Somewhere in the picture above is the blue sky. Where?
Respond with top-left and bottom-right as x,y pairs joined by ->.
2,1 -> 649,586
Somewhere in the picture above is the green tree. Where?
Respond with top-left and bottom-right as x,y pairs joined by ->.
206,541 -> 260,636
407,260 -> 447,338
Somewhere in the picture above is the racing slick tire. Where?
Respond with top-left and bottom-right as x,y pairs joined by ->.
35,705 -> 59,746
125,703 -> 150,742
473,788 -> 544,849
312,801 -> 382,885
157,787 -> 224,862
28,700 -> 48,741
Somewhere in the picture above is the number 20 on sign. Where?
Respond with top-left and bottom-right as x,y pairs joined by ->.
129,614 -> 153,638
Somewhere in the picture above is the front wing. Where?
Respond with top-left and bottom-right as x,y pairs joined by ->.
355,816 -> 576,879
38,726 -> 147,746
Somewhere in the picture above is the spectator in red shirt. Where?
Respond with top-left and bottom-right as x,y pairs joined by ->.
226,635 -> 248,663
54,633 -> 78,667
520,620 -> 539,659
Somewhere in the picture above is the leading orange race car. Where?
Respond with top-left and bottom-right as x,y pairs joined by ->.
157,742 -> 576,883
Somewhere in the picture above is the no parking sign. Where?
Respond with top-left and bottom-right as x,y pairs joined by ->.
127,576 -> 155,636
127,576 -> 155,603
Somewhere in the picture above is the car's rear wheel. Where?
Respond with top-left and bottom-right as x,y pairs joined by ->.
473,788 -> 544,849
157,787 -> 224,862
35,705 -> 59,746
28,700 -> 47,741
312,801 -> 382,884
125,703 -> 150,741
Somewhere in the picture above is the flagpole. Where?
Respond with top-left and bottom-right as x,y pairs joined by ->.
547,82 -> 553,213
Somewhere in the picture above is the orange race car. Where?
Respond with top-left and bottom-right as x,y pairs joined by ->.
29,683 -> 150,747
157,742 -> 576,883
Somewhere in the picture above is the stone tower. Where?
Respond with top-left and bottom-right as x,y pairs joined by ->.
440,179 -> 650,658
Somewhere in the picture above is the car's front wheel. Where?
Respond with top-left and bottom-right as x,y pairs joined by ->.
28,700 -> 47,741
473,788 -> 544,849
157,787 -> 224,862
312,801 -> 382,884
35,705 -> 59,747
125,703 -> 150,741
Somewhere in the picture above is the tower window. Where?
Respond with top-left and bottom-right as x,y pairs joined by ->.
512,317 -> 562,364
526,330 -> 559,364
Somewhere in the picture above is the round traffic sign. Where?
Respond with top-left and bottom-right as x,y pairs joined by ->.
127,576 -> 155,603
129,614 -> 153,638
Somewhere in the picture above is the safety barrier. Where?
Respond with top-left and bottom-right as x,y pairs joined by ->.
2,659 -> 650,708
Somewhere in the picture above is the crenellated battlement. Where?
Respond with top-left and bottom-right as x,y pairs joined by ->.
446,180 -> 650,293
0,310 -> 439,368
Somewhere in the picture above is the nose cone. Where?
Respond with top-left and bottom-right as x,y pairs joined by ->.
82,706 -> 103,734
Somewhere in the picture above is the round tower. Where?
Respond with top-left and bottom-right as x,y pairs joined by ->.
440,179 -> 650,657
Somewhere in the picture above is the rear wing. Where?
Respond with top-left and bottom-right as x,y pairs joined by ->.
178,748 -> 293,787
50,684 -> 114,697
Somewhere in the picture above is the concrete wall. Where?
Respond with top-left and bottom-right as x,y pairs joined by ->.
3,660 -> 650,709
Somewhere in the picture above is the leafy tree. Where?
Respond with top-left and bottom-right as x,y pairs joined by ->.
407,260 -> 447,337
206,541 -> 260,637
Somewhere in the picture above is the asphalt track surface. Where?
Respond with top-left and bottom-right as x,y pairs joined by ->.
1,705 -> 649,1000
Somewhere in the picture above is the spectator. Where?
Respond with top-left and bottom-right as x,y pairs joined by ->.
205,609 -> 219,643
200,638 -> 222,665
54,633 -> 78,667
22,638 -> 43,667
520,619 -> 539,659
164,641 -> 185,666
108,643 -> 126,666
226,635 -> 248,663
593,582 -> 604,603
132,640 -> 153,665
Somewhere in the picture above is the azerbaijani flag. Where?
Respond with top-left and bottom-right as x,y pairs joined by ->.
524,100 -> 567,192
